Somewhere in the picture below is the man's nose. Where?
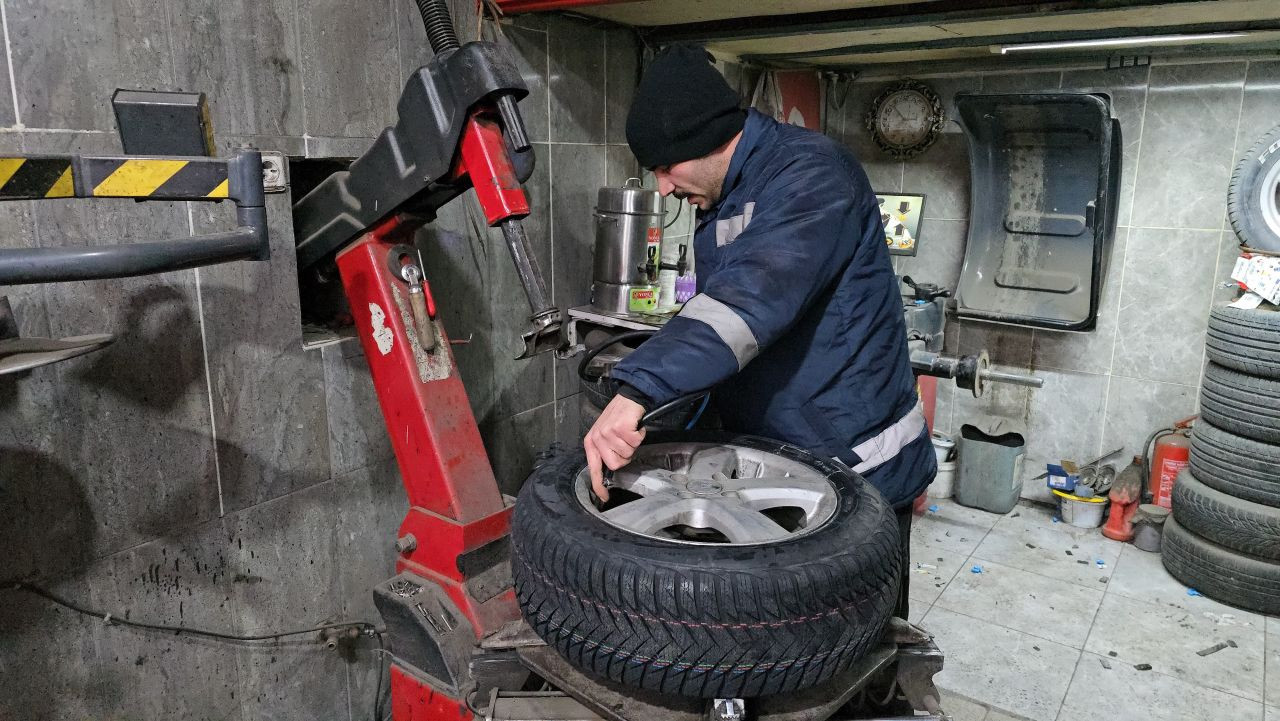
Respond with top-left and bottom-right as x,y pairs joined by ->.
654,173 -> 675,196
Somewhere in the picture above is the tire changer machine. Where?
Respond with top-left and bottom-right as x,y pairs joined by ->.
0,3 -> 1052,719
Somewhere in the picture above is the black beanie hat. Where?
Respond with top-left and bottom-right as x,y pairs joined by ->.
626,44 -> 747,169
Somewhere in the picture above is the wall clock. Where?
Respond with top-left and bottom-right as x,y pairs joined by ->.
864,80 -> 946,159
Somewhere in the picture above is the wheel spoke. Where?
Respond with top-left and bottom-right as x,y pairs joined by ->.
727,476 -> 834,514
686,446 -> 738,478
697,501 -> 791,543
603,496 -> 693,535
615,468 -> 680,497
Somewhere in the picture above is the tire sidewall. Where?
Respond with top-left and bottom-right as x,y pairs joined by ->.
1230,126 -> 1280,252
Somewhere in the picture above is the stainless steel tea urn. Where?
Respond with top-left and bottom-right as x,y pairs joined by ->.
591,178 -> 664,314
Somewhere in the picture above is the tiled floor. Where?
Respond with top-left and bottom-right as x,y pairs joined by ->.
911,498 -> 1275,721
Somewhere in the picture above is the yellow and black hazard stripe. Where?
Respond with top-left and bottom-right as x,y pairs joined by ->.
84,157 -> 229,199
0,157 -> 74,199
0,154 -> 236,202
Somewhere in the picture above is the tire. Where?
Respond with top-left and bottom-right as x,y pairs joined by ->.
1228,124 -> 1280,253
1199,362 -> 1280,444
1205,303 -> 1280,379
1161,517 -> 1280,615
1171,469 -> 1280,561
510,432 -> 902,698
1190,420 -> 1280,508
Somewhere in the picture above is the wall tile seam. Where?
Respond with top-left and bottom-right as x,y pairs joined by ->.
293,0 -> 311,138
158,0 -> 180,88
188,205 -> 226,517
1,127 -> 114,135
544,23 -> 555,402
0,0 -> 19,127
1101,64 -> 1151,429
602,26 -> 609,147
1200,59 -> 1251,377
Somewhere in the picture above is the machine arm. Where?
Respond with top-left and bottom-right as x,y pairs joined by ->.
292,1 -> 558,357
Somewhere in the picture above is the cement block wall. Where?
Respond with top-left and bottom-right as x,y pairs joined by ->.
0,2 -> 638,718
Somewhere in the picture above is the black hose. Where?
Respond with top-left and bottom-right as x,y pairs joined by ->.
641,391 -> 708,426
415,0 -> 460,54
577,329 -> 656,383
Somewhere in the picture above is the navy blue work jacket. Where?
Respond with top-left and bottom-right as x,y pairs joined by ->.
612,109 -> 935,507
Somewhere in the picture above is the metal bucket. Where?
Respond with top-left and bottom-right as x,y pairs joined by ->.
1053,489 -> 1107,528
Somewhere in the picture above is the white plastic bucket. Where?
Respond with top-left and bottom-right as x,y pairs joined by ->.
929,460 -> 956,498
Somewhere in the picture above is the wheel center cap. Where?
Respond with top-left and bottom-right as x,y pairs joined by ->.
686,479 -> 723,496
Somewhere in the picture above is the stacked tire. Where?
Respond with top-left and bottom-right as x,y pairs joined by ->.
1162,304 -> 1280,615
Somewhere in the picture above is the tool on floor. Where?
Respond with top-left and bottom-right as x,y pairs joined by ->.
1101,456 -> 1144,541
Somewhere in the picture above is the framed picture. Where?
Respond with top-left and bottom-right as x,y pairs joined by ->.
876,193 -> 925,256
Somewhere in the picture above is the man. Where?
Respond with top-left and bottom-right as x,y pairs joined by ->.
583,45 -> 935,615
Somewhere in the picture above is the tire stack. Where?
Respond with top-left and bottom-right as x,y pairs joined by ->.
1162,304 -> 1280,615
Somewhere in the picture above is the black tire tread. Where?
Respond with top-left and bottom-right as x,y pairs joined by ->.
1198,362 -> 1280,444
1205,304 -> 1280,379
510,441 -> 901,698
1161,517 -> 1280,615
1189,420 -> 1280,508
1170,470 -> 1280,561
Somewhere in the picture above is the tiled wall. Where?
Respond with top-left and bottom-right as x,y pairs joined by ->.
828,59 -> 1280,501
0,1 -> 638,718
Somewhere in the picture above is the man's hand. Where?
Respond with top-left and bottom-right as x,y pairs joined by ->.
584,394 -> 647,502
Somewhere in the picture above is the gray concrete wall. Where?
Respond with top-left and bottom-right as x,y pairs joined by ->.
0,2 -> 637,719
827,59 -> 1280,502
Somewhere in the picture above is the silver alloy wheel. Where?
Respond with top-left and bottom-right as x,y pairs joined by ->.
574,441 -> 840,546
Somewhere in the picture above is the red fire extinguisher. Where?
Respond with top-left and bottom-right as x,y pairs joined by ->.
1144,415 -> 1195,509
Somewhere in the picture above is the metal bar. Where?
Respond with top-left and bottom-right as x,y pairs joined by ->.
0,228 -> 262,285
0,150 -> 269,284
500,219 -> 552,314
644,0 -> 1216,45
981,367 -> 1044,388
745,20 -> 1280,62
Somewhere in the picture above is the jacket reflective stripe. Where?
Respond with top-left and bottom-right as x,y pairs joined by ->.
678,294 -> 760,370
851,404 -> 927,473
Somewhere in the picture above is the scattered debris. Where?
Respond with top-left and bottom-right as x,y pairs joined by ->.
1026,543 -> 1037,549
1134,664 -> 1152,671
1108,651 -> 1118,657
1202,612 -> 1246,627
1196,641 -> 1237,657
1076,560 -> 1088,565
1066,550 -> 1074,556
971,565 -> 984,574
1186,588 -> 1202,597
936,557 -> 944,562
929,504 -> 939,513
1100,659 -> 1112,669
1052,517 -> 1061,523
1011,512 -> 1021,518
1033,645 -> 1041,651
1099,576 -> 1109,584
1095,559 -> 1106,568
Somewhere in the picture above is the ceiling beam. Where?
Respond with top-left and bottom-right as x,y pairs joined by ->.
643,0 -> 1229,44
741,20 -> 1280,63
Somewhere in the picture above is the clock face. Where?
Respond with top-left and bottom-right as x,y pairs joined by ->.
876,90 -> 934,147
866,80 -> 944,159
